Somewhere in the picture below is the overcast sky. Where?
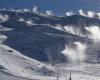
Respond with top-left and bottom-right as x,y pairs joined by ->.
0,0 -> 100,15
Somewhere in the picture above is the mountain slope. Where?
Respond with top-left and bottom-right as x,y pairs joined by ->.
1,10 -> 100,63
0,10 -> 100,80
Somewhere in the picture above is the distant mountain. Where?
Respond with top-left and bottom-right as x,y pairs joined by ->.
0,10 -> 100,64
0,9 -> 100,80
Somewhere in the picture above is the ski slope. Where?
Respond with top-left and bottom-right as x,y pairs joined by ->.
0,34 -> 57,80
0,10 -> 100,80
0,28 -> 100,80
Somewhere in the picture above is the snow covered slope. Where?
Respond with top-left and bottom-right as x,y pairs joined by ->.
0,10 -> 100,63
0,10 -> 100,80
0,34 -> 57,80
1,34 -> 100,80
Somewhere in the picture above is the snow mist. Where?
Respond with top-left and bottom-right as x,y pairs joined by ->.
64,26 -> 82,36
85,26 -> 100,42
62,42 -> 87,63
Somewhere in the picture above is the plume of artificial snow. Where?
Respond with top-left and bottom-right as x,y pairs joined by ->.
87,11 -> 95,18
32,6 -> 39,13
25,19 -> 33,26
62,42 -> 87,63
65,11 -> 74,16
23,9 -> 30,12
0,34 -> 7,43
18,17 -> 25,22
0,14 -> 9,23
15,8 -> 26,13
78,9 -> 86,16
85,26 -> 100,42
55,24 -> 63,31
64,26 -> 82,36
46,10 -> 55,16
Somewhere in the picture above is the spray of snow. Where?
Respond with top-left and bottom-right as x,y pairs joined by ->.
18,17 -> 25,22
87,11 -> 95,18
25,19 -> 33,26
0,14 -> 9,23
23,9 -> 30,12
78,9 -> 86,16
55,25 -> 83,36
0,34 -> 7,43
46,10 -> 55,16
55,24 -> 64,31
65,11 -> 74,16
62,42 -> 87,63
32,6 -> 39,13
64,26 -> 82,36
85,26 -> 100,42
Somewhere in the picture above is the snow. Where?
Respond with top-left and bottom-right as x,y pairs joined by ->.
25,19 -> 33,26
0,32 -> 56,80
62,42 -> 87,63
78,9 -> 86,16
18,17 -> 25,22
0,10 -> 100,80
65,11 -> 74,16
87,11 -> 95,18
32,6 -> 39,13
46,11 -> 55,16
0,25 -> 14,31
55,63 -> 100,80
0,44 -> 57,80
55,25 -> 84,37
0,34 -> 7,43
0,32 -> 100,80
0,14 -> 9,23
85,26 -> 100,42
23,9 -> 31,12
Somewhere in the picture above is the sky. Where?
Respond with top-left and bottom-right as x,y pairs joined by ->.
0,0 -> 100,15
